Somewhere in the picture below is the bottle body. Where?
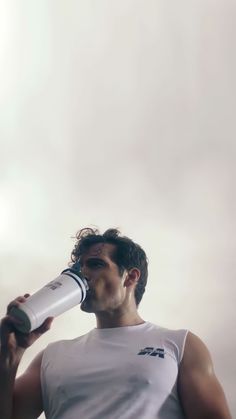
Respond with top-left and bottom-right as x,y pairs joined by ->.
9,264 -> 88,333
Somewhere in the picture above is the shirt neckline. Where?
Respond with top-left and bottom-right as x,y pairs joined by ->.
91,321 -> 149,334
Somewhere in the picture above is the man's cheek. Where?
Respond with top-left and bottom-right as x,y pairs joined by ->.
95,278 -> 106,296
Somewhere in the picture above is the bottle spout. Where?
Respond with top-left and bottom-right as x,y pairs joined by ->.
71,262 -> 89,291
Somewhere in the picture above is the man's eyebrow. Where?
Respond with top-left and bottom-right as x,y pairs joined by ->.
80,257 -> 107,266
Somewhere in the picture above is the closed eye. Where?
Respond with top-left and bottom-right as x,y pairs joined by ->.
87,260 -> 105,268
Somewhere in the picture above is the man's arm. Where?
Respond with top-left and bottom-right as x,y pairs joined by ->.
178,332 -> 232,419
12,350 -> 44,419
0,295 -> 53,419
0,341 -> 44,419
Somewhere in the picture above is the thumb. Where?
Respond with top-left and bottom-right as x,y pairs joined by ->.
33,317 -> 54,336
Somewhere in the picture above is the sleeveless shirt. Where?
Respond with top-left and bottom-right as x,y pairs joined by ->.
40,322 -> 188,419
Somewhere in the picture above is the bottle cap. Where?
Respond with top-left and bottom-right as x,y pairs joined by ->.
10,305 -> 36,333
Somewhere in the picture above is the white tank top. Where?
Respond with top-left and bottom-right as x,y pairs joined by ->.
41,322 -> 188,419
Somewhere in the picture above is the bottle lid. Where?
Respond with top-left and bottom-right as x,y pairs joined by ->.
9,306 -> 33,333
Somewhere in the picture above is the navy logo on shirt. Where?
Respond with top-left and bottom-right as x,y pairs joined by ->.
137,347 -> 165,358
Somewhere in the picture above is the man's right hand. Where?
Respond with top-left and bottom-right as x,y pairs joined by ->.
0,294 -> 53,366
0,295 -> 52,419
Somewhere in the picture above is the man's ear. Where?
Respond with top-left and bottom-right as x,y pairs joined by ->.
124,268 -> 141,287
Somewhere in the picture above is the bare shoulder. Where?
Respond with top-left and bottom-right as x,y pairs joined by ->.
178,331 -> 232,419
181,331 -> 214,370
12,350 -> 45,419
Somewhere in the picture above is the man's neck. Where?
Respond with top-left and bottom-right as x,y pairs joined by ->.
95,311 -> 145,329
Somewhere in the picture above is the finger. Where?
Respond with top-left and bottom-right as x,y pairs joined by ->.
0,316 -> 24,337
0,316 -> 11,337
0,316 -> 21,347
1,315 -> 23,328
6,297 -> 21,312
32,317 -> 54,336
7,295 -> 29,314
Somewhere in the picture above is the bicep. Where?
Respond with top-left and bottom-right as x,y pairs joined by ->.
178,366 -> 231,419
12,351 -> 44,419
178,332 -> 232,419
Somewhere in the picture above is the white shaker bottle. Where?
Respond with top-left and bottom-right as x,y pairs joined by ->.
9,262 -> 89,333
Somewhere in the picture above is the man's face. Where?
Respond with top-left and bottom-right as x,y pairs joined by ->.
80,242 -> 128,313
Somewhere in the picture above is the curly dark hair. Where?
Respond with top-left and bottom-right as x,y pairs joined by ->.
70,228 -> 148,307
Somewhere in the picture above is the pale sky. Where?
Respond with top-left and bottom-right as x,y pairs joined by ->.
1,1 -> 235,417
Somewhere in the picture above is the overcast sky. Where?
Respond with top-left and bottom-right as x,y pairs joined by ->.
1,1 -> 235,417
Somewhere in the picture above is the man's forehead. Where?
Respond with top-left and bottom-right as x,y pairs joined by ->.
81,242 -> 115,260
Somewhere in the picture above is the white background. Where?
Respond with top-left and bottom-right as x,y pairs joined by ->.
0,1 -> 235,417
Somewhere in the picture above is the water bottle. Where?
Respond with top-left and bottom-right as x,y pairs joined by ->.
9,262 -> 89,333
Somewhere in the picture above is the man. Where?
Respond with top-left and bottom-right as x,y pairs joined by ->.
0,228 -> 232,418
